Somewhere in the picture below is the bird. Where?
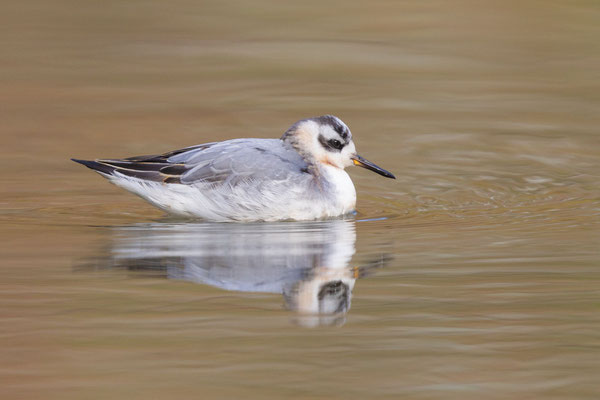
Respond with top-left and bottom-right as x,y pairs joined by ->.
72,115 -> 395,221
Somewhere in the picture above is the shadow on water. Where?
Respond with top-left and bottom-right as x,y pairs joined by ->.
80,219 -> 391,327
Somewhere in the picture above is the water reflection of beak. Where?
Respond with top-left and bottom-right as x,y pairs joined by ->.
351,154 -> 396,179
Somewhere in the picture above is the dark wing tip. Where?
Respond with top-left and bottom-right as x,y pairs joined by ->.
71,158 -> 91,166
71,158 -> 115,175
72,158 -> 188,184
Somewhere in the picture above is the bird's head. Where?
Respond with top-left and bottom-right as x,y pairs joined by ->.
282,115 -> 395,178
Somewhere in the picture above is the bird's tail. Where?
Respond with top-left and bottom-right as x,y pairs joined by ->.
71,158 -> 116,176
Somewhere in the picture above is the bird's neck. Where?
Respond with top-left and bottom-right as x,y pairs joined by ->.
280,137 -> 319,173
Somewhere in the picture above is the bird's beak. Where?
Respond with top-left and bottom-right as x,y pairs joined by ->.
351,154 -> 396,179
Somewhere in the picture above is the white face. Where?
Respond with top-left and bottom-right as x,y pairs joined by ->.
297,116 -> 356,169
284,115 -> 396,179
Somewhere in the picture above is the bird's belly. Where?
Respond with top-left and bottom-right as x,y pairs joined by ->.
111,169 -> 356,221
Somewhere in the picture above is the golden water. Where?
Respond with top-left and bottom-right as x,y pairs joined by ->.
1,1 -> 599,399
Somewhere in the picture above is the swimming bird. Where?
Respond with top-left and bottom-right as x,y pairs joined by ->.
72,115 -> 395,221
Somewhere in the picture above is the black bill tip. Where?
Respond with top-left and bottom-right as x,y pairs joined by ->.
351,154 -> 396,179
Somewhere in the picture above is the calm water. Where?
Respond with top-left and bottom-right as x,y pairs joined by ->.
1,1 -> 599,399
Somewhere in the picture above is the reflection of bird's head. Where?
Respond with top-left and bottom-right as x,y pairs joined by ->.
283,266 -> 356,317
318,280 -> 350,314
279,220 -> 356,321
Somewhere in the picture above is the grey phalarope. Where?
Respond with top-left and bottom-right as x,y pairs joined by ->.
72,115 -> 395,221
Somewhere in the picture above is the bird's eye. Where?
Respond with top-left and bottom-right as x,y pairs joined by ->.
328,139 -> 343,150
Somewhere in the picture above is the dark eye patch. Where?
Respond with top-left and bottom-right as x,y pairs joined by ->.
318,134 -> 344,152
328,139 -> 344,150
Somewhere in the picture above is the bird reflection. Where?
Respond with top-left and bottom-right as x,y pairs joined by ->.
89,219 -> 387,326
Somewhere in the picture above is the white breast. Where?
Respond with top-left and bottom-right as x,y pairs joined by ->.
320,165 -> 357,215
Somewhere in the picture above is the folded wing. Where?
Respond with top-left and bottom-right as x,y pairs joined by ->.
72,139 -> 309,187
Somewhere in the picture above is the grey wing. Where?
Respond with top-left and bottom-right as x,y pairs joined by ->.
171,138 -> 310,186
73,139 -> 310,186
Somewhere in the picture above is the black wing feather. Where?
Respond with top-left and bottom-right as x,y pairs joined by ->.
71,144 -> 219,183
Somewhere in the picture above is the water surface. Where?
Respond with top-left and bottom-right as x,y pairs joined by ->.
1,1 -> 599,399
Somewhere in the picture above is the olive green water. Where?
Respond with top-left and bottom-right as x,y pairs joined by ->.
1,1 -> 599,399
